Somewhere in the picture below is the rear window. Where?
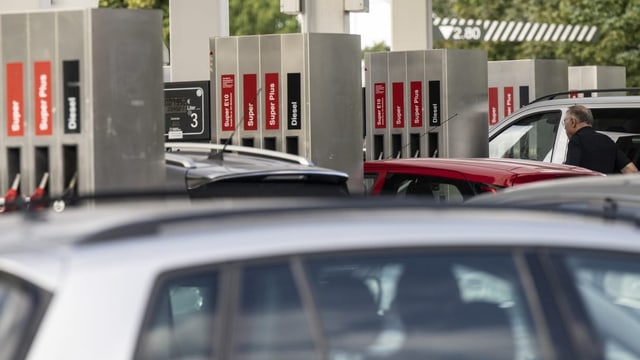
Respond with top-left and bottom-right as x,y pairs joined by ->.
0,274 -> 49,360
188,178 -> 350,198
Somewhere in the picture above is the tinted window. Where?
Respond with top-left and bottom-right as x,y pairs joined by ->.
189,179 -> 350,198
565,253 -> 640,359
136,270 -> 219,360
232,262 -> 315,359
0,275 -> 46,360
305,252 -> 543,360
591,108 -> 640,133
490,111 -> 561,161
380,174 -> 473,202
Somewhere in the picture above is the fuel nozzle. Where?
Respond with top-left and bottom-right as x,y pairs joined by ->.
52,172 -> 78,213
1,174 -> 21,213
27,172 -> 49,210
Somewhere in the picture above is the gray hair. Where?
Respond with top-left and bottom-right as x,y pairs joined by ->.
567,105 -> 594,125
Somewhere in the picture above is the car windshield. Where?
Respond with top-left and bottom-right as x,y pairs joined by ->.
0,275 -> 47,360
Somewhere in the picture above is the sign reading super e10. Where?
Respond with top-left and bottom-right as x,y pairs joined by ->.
164,81 -> 210,142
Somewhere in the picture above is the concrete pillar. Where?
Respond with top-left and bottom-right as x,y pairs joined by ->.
0,0 -> 46,11
169,0 -> 229,82
301,0 -> 349,33
391,0 -> 432,50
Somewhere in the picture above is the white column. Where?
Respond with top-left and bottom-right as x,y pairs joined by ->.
50,0 -> 98,7
301,0 -> 350,33
0,0 -> 44,10
390,0 -> 432,50
169,0 -> 229,82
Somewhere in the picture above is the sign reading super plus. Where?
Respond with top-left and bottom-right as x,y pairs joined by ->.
34,61 -> 52,136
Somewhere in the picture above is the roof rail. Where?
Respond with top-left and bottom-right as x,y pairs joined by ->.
165,142 -> 313,166
165,152 -> 197,169
531,87 -> 640,103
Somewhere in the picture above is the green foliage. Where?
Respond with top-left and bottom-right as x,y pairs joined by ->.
99,0 -> 300,50
99,0 -> 170,47
434,0 -> 640,86
362,41 -> 390,59
228,0 -> 300,35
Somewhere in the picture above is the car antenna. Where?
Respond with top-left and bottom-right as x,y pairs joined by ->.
209,87 -> 263,160
380,113 -> 457,159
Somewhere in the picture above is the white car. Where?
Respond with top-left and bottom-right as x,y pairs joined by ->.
3,198 -> 640,360
489,91 -> 640,166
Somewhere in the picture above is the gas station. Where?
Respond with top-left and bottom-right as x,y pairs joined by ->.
0,0 -> 619,199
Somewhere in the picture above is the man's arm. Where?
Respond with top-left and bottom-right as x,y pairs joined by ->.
616,149 -> 638,173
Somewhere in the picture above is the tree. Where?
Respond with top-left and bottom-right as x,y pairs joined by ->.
362,41 -> 390,60
99,0 -> 299,49
229,0 -> 300,35
99,0 -> 170,47
433,0 -> 640,86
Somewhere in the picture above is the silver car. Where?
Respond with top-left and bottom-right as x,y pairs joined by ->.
468,173 -> 640,215
3,198 -> 640,360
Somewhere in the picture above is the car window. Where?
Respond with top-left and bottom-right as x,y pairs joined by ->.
564,253 -> 640,360
0,275 -> 46,360
363,172 -> 379,194
232,262 -> 315,360
490,111 -> 561,161
136,270 -> 219,360
304,251 -> 543,360
591,108 -> 640,134
380,174 -> 473,202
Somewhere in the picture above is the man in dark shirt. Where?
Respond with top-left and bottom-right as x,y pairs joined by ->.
563,105 -> 638,174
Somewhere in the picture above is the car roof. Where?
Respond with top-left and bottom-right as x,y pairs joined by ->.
3,198 -> 640,290
165,142 -> 349,184
364,157 -> 601,185
469,173 -> 640,205
490,95 -> 640,135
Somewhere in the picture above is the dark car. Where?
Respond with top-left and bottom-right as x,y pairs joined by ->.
165,142 -> 350,198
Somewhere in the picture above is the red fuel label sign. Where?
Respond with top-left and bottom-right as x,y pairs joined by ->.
410,81 -> 423,127
488,87 -> 499,126
374,83 -> 386,129
221,74 -> 235,131
6,63 -> 24,137
243,74 -> 258,131
392,82 -> 404,128
504,86 -> 514,117
265,73 -> 279,130
34,61 -> 53,136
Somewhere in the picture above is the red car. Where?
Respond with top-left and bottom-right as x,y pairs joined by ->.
364,158 -> 604,201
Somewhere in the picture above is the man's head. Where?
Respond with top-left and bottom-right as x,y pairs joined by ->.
563,105 -> 593,138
